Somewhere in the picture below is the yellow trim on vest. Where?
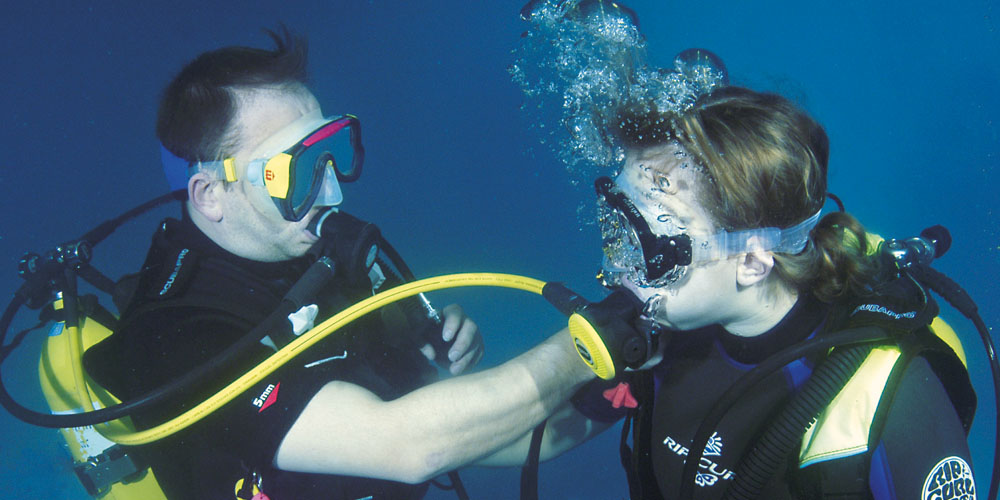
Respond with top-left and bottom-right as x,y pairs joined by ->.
799,346 -> 901,468
798,317 -> 966,468
930,317 -> 966,367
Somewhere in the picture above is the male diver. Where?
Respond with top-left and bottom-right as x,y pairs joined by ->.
81,29 -> 603,499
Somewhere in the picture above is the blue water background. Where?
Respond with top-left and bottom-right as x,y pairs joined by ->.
1,1 -> 996,498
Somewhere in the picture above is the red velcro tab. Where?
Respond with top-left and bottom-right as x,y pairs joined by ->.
602,382 -> 638,409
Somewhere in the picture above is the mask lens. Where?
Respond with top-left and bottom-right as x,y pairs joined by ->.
290,153 -> 327,210
297,123 -> 353,188
282,118 -> 360,220
300,117 -> 363,183
332,118 -> 363,182
595,176 -> 689,289
598,198 -> 648,287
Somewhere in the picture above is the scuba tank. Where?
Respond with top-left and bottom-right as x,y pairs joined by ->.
37,300 -> 167,498
8,191 -> 186,498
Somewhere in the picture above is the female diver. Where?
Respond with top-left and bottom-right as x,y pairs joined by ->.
557,85 -> 976,500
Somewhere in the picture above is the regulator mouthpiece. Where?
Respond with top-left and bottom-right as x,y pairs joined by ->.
308,208 -> 381,287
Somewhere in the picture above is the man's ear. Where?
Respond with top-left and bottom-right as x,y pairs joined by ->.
188,173 -> 224,222
736,249 -> 774,287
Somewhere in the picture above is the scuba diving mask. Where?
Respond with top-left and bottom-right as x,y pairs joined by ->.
596,176 -> 692,288
596,175 -> 823,289
162,109 -> 365,222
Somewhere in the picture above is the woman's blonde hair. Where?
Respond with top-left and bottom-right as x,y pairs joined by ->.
617,86 -> 879,302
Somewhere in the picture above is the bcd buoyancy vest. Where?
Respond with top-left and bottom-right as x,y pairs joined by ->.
83,216 -> 441,500
618,271 -> 975,500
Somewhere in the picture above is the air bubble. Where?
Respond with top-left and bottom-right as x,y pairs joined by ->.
512,1 -> 727,205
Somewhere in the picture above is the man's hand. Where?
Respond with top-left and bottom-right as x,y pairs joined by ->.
420,304 -> 484,375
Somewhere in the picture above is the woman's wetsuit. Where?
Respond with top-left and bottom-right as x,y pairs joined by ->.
575,293 -> 976,499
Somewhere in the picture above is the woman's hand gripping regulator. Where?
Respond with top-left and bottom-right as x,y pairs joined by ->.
542,283 -> 658,380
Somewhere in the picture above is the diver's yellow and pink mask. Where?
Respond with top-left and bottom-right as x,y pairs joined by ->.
161,110 -> 365,222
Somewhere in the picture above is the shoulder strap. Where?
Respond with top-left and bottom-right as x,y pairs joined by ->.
795,325 -> 974,498
912,327 -> 976,432
619,371 -> 663,500
798,343 -> 902,468
866,326 -> 975,446
113,253 -> 283,341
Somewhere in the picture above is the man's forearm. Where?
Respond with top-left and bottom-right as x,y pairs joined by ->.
273,328 -> 597,483
398,327 -> 596,479
475,401 -> 613,467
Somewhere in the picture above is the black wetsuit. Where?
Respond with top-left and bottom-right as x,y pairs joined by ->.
575,293 -> 976,500
85,214 -> 439,500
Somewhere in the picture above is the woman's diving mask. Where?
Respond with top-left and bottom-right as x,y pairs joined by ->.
595,175 -> 822,289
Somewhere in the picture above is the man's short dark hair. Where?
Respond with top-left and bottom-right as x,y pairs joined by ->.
157,27 -> 309,164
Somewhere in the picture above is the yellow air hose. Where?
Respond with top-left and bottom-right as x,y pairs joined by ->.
69,273 -> 546,445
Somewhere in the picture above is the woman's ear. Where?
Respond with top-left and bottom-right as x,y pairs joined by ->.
736,249 -> 774,287
188,173 -> 224,222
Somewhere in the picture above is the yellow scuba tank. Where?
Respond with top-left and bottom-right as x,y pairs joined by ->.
37,297 -> 166,499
